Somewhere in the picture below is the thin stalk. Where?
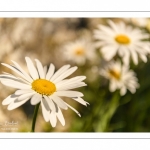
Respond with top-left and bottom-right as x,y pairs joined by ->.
31,102 -> 40,132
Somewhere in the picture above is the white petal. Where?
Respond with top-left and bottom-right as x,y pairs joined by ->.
55,91 -> 83,97
56,82 -> 87,91
65,76 -> 86,83
44,96 -> 56,112
25,57 -> 39,80
56,76 -> 86,88
64,102 -> 81,117
120,86 -> 127,96
72,97 -> 88,106
2,94 -> 18,105
0,75 -> 30,86
101,45 -> 118,61
56,107 -> 65,126
56,76 -> 86,87
52,66 -> 78,83
46,63 -> 55,80
41,98 -> 50,122
108,20 -> 119,33
101,46 -> 118,61
15,89 -> 34,95
17,92 -> 35,101
49,112 -> 57,127
1,63 -> 31,82
50,65 -> 70,81
8,98 -> 29,110
11,60 -> 33,82
130,50 -> 138,65
140,54 -> 147,63
1,80 -> 31,89
30,93 -> 42,105
51,95 -> 68,110
121,47 -> 130,65
35,59 -> 45,79
98,24 -> 115,36
109,81 -> 117,92
0,74 -> 17,80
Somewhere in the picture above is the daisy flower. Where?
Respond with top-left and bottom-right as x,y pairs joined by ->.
124,18 -> 150,28
94,20 -> 150,65
0,57 -> 88,127
100,61 -> 139,96
62,38 -> 96,65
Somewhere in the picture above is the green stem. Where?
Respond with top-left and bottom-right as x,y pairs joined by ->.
31,102 -> 40,132
96,91 -> 120,132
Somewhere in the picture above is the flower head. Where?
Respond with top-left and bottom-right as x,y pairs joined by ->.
62,38 -> 96,65
124,18 -> 150,28
94,20 -> 150,65
0,57 -> 88,127
100,61 -> 139,96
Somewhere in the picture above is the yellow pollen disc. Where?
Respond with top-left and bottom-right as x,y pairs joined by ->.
115,34 -> 130,44
74,47 -> 85,56
109,69 -> 121,80
32,79 -> 56,96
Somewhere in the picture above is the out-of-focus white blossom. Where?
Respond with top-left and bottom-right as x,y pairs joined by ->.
100,61 -> 139,96
94,20 -> 150,65
62,38 -> 97,65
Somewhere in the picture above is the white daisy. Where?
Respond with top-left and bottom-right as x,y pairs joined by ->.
94,20 -> 150,65
100,61 -> 139,96
0,57 -> 88,127
62,38 -> 96,65
124,18 -> 150,28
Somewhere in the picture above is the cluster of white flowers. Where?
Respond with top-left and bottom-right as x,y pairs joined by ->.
93,20 -> 150,96
0,18 -> 149,129
61,19 -> 150,96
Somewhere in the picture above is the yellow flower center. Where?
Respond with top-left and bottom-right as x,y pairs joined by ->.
109,69 -> 121,80
74,47 -> 85,56
115,34 -> 130,44
32,79 -> 56,96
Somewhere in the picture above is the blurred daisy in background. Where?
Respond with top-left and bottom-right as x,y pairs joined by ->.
62,37 -> 96,65
100,61 -> 139,96
94,20 -> 150,65
0,57 -> 88,127
124,18 -> 150,29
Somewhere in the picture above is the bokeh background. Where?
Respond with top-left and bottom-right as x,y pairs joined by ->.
0,18 -> 150,132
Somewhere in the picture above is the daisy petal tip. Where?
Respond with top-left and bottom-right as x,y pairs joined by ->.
25,56 -> 30,60
2,101 -> 7,105
34,59 -> 40,62
87,102 -> 90,105
65,107 -> 68,110
51,125 -> 56,128
60,119 -> 65,126
62,123 -> 65,126
7,106 -> 13,111
1,63 -> 5,66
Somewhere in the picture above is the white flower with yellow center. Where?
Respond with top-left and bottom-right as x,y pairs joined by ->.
62,38 -> 96,65
100,61 -> 139,96
0,57 -> 88,127
94,20 -> 150,65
